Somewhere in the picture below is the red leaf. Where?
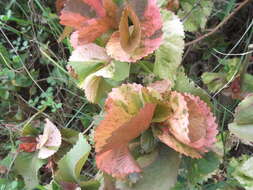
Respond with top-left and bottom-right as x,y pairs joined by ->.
155,127 -> 202,158
183,94 -> 218,152
95,84 -> 156,178
96,145 -> 141,178
95,102 -> 156,153
19,143 -> 37,153
55,0 -> 67,14
71,17 -> 113,47
155,93 -> 218,158
106,0 -> 163,62
60,0 -> 116,47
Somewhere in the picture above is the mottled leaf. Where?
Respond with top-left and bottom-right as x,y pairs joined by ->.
60,0 -> 114,46
154,10 -> 184,83
178,0 -> 213,32
106,0 -> 163,62
95,84 -> 156,178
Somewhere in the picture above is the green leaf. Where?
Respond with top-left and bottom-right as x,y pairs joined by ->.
154,10 -> 185,84
178,0 -> 213,32
234,94 -> 253,125
242,74 -> 253,93
230,156 -> 253,190
140,129 -> 157,153
68,61 -> 104,87
110,61 -> 130,81
14,152 -> 46,189
55,133 -> 91,184
228,95 -> 253,144
157,0 -> 169,8
174,69 -> 211,106
202,72 -> 227,93
228,123 -> 253,144
182,152 -> 220,185
60,128 -> 79,145
116,146 -> 180,190
22,123 -> 40,136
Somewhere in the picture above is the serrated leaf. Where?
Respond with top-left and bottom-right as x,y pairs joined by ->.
174,70 -> 211,106
183,151 -> 220,185
95,84 -> 157,178
178,0 -> 213,32
60,0 -> 114,46
106,0 -> 163,62
154,10 -> 184,83
116,146 -> 180,190
14,152 -> 46,189
55,133 -> 91,184
68,44 -> 129,103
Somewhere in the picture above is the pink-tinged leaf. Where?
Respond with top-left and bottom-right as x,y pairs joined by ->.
166,91 -> 190,145
154,127 -> 202,158
106,0 -> 163,62
107,83 -> 144,114
69,43 -> 109,62
60,0 -> 116,47
119,5 -> 141,53
95,84 -> 156,177
70,17 -> 114,47
148,80 -> 172,94
83,0 -> 106,17
60,182 -> 79,190
37,119 -> 62,159
60,0 -> 105,28
95,102 -> 156,153
183,94 -> 218,152
96,145 -> 141,178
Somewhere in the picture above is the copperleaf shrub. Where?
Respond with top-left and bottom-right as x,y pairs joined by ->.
60,0 -> 163,62
54,0 -> 221,189
94,81 -> 218,189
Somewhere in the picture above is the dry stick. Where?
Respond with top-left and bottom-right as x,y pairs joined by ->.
185,0 -> 252,47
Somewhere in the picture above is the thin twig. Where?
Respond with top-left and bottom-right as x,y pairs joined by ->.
185,0 -> 251,47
